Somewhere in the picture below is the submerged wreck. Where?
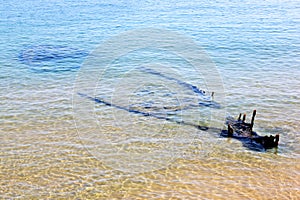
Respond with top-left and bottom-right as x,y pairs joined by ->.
221,110 -> 279,150
79,91 -> 280,152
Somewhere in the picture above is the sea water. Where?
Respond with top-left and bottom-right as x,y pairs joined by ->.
1,0 -> 299,199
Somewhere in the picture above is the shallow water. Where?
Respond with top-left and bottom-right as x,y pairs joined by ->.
1,0 -> 300,199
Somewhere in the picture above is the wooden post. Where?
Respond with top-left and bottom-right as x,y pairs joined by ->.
275,134 -> 280,146
242,114 -> 246,122
237,113 -> 242,121
250,110 -> 256,131
228,124 -> 233,137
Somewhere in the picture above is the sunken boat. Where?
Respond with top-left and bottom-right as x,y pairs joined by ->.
221,110 -> 279,150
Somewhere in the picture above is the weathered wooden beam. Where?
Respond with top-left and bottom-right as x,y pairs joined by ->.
237,113 -> 242,121
221,110 -> 279,150
228,124 -> 233,137
242,114 -> 246,122
250,109 -> 256,131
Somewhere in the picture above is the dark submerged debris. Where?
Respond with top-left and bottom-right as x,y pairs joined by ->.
221,110 -> 279,150
139,67 -> 221,109
79,92 -> 279,152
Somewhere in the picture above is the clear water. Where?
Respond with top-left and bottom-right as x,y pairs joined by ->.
1,0 -> 299,199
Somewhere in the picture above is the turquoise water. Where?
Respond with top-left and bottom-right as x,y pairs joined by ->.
1,0 -> 300,199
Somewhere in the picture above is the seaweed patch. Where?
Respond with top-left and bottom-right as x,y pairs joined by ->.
18,45 -> 88,73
